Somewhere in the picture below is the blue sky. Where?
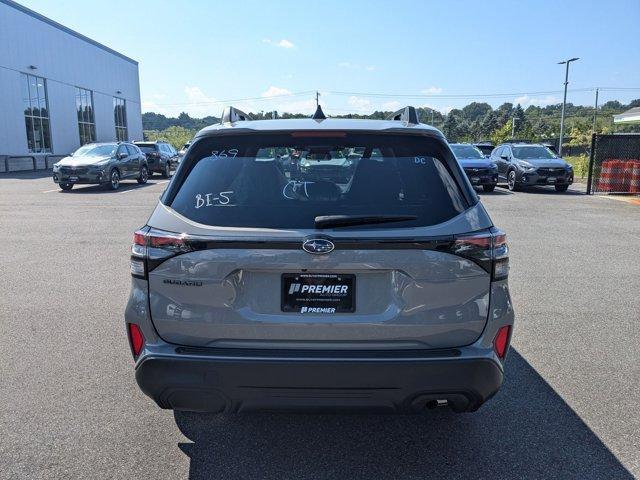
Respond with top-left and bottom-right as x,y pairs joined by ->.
18,0 -> 640,117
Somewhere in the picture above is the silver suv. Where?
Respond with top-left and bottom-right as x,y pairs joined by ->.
125,106 -> 514,413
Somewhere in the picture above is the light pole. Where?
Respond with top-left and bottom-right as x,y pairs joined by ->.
557,57 -> 579,156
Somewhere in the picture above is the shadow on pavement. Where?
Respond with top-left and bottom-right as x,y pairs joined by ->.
173,350 -> 632,480
55,180 -> 164,194
0,170 -> 53,180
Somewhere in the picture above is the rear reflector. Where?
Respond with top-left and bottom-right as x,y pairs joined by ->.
128,323 -> 145,357
493,325 -> 511,359
130,258 -> 145,277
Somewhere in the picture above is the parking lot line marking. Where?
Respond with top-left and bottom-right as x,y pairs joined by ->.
41,188 -> 59,193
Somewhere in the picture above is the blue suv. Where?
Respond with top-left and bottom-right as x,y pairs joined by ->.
450,143 -> 499,192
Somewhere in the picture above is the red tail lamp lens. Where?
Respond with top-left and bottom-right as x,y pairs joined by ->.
133,230 -> 147,246
493,325 -> 511,359
128,323 -> 145,357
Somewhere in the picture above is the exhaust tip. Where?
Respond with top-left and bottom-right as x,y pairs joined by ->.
425,399 -> 449,410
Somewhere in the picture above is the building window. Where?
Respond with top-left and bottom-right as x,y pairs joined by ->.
114,97 -> 127,141
21,73 -> 52,153
76,87 -> 96,145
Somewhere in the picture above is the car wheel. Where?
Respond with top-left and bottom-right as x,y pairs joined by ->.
507,170 -> 519,191
137,165 -> 149,184
161,161 -> 171,179
555,184 -> 569,192
107,169 -> 120,190
482,184 -> 496,193
59,183 -> 73,191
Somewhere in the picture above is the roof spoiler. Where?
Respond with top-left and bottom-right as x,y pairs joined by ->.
221,106 -> 252,123
386,106 -> 419,125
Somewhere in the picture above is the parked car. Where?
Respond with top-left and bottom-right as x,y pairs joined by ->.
126,106 -> 514,414
473,142 -> 495,158
133,141 -> 178,178
490,143 -> 574,192
450,143 -> 499,192
52,142 -> 148,191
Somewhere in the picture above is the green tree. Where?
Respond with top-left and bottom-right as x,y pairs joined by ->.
144,126 -> 195,149
442,114 -> 460,141
491,121 -> 512,145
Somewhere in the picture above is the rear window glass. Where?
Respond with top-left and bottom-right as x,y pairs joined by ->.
168,133 -> 467,229
136,144 -> 157,153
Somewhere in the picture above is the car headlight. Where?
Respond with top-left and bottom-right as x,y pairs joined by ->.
566,164 -> 573,170
519,162 -> 536,172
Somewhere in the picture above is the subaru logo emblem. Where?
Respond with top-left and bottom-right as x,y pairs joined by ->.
302,238 -> 334,254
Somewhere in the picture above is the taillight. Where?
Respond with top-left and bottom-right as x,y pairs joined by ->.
493,325 -> 512,359
130,226 -> 194,278
450,228 -> 509,281
130,228 -> 148,278
491,230 -> 509,280
127,323 -> 145,357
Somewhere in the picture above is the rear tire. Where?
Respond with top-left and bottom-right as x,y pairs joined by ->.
507,170 -> 519,191
137,165 -> 149,184
107,169 -> 120,190
555,184 -> 569,192
482,184 -> 496,193
59,183 -> 73,191
161,161 -> 171,179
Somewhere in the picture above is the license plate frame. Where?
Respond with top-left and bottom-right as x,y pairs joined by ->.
547,177 -> 556,183
281,273 -> 355,314
69,176 -> 79,182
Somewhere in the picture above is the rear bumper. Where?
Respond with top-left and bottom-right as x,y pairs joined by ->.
135,348 -> 504,413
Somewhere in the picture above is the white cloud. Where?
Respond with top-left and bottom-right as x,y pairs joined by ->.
513,95 -> 560,107
347,96 -> 372,113
182,86 -> 221,117
261,86 -> 293,98
421,86 -> 443,94
419,103 -> 453,115
262,38 -> 295,49
382,101 -> 402,112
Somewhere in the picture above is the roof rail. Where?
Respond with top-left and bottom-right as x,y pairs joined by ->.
221,106 -> 252,123
386,106 -> 419,125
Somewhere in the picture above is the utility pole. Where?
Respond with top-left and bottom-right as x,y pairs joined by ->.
315,91 -> 319,108
592,88 -> 599,134
511,117 -> 516,137
558,57 -> 579,156
431,108 -> 434,125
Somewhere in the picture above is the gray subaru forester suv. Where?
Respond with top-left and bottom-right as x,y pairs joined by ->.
125,106 -> 514,414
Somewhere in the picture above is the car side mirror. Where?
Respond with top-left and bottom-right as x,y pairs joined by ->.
117,152 -> 127,159
500,154 -> 509,160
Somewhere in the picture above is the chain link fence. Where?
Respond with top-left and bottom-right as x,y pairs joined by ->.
587,134 -> 640,194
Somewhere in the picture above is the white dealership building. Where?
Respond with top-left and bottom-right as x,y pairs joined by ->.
0,0 -> 143,172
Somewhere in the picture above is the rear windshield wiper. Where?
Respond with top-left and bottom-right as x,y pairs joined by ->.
314,214 -> 418,229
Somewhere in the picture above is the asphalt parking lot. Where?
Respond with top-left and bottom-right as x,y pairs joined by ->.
1,172 -> 638,479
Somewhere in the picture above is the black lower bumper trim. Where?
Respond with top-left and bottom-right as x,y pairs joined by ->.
135,354 -> 503,414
